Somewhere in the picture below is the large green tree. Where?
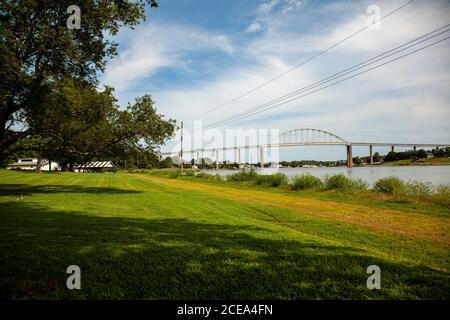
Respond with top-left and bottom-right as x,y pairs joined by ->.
29,79 -> 174,171
0,0 -> 157,162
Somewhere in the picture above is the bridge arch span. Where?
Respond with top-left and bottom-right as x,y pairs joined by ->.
279,128 -> 348,145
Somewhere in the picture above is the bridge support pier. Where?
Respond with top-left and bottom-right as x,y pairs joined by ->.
413,146 -> 416,151
347,145 -> 353,168
259,145 -> 264,170
391,146 -> 395,152
201,149 -> 203,168
237,148 -> 241,171
369,145 -> 373,165
215,148 -> 219,170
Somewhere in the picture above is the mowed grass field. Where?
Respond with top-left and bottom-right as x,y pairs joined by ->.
0,170 -> 449,299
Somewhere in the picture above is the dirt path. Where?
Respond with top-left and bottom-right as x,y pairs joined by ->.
134,174 -> 450,246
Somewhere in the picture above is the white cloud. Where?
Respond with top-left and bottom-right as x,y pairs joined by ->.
282,0 -> 306,14
258,0 -> 279,15
246,0 -> 291,34
154,55 -> 314,122
102,23 -> 233,91
246,21 -> 262,33
245,0 -> 450,60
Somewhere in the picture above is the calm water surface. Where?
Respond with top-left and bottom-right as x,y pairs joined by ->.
205,166 -> 450,186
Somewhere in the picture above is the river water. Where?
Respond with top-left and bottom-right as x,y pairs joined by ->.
205,165 -> 450,186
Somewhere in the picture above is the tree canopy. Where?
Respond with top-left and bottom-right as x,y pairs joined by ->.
0,0 -> 162,163
25,79 -> 174,171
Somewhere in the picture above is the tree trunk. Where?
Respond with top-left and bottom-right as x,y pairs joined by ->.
36,157 -> 42,173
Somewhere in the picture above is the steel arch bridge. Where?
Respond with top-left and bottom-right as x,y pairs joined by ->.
162,127 -> 450,168
278,128 -> 349,146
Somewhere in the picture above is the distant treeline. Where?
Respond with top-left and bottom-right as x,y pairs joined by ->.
279,160 -> 343,167
384,147 -> 450,162
351,148 -> 450,165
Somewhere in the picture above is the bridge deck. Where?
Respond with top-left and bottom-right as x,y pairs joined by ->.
162,142 -> 450,156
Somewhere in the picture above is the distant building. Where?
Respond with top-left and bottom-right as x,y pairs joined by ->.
74,161 -> 115,172
7,158 -> 60,171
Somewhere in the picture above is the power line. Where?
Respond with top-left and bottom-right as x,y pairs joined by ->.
204,24 -> 450,129
208,36 -> 450,128
187,0 -> 416,121
205,34 -> 450,128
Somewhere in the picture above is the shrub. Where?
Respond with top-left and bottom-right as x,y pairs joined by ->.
374,177 -> 406,194
351,178 -> 370,191
322,174 -> 368,191
404,181 -> 431,198
433,185 -> 450,207
324,174 -> 355,191
291,174 -> 323,190
374,178 -> 449,207
254,173 -> 288,187
226,171 -> 258,183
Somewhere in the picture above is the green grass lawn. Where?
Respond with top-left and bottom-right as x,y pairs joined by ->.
0,170 -> 449,299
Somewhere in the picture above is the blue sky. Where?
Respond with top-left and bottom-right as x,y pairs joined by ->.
100,0 -> 450,162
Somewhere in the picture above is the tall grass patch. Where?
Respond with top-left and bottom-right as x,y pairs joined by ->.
374,177 -> 450,207
196,172 -> 224,182
254,173 -> 288,187
374,177 -> 406,195
324,174 -> 368,192
291,174 -> 323,190
226,171 -> 258,183
433,185 -> 450,207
